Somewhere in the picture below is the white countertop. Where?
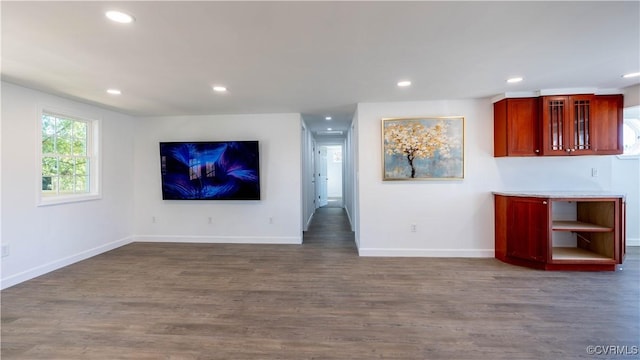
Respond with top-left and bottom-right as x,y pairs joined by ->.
493,191 -> 626,199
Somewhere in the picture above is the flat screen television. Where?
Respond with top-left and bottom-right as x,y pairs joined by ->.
159,141 -> 260,200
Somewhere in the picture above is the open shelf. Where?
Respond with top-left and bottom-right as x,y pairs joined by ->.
552,247 -> 613,261
552,220 -> 613,232
494,193 -> 624,271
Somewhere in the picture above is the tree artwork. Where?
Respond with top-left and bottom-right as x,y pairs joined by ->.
383,117 -> 464,180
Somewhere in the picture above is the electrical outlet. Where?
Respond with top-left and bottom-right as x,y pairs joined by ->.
410,224 -> 417,232
208,217 -> 213,224
269,217 -> 274,224
591,168 -> 598,177
1,244 -> 9,258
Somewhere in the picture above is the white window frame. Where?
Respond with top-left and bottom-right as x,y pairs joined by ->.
37,106 -> 102,206
620,117 -> 640,158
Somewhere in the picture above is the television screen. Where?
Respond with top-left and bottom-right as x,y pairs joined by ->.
159,141 -> 260,200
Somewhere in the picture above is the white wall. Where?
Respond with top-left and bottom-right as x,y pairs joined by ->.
301,121 -> 315,231
613,157 -> 639,245
356,99 -> 621,257
0,82 -> 3,263
619,84 -> 640,245
133,113 -> 302,244
1,82 -> 135,289
345,111 -> 359,239
624,84 -> 639,107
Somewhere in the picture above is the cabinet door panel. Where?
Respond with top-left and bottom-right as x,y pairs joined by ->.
592,95 -> 623,154
569,95 -> 595,155
507,197 -> 549,262
494,98 -> 539,157
620,200 -> 626,263
507,98 -> 539,156
541,96 -> 568,155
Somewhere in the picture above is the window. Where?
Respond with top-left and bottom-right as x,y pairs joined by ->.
38,109 -> 100,205
623,118 -> 640,156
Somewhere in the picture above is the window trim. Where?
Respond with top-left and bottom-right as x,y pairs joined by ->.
36,106 -> 102,206
618,117 -> 640,159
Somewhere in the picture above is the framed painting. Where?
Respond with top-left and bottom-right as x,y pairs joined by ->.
382,116 -> 464,180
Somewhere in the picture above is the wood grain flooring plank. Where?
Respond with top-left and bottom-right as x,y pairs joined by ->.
2,207 -> 638,359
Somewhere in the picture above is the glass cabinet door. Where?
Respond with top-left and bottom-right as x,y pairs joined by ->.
570,95 -> 594,154
541,95 -> 595,155
548,98 -> 565,151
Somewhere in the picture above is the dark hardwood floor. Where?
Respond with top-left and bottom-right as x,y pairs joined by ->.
2,207 -> 639,359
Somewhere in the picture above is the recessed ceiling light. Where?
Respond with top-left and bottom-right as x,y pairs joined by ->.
622,72 -> 640,78
325,116 -> 332,120
397,80 -> 412,87
105,10 -> 135,24
212,86 -> 228,92
507,77 -> 524,83
107,89 -> 121,95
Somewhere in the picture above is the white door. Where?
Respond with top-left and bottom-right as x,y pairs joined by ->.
326,145 -> 343,200
317,146 -> 328,207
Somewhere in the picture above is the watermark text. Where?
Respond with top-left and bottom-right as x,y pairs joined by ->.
586,345 -> 639,356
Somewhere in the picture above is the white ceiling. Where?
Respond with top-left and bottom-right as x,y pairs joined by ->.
2,1 -> 639,135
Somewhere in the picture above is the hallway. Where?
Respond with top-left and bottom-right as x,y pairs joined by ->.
303,207 -> 356,253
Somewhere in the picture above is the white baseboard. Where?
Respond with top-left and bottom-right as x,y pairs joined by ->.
344,207 -> 354,232
358,248 -> 494,258
134,235 -> 302,245
0,236 -> 133,290
628,238 -> 640,247
304,213 -> 314,232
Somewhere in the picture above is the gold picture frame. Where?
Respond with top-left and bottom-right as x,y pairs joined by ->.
382,116 -> 464,180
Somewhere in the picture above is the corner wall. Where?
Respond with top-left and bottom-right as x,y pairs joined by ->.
133,113 -> 302,244
301,120 -> 315,231
344,110 -> 359,240
1,82 -> 135,289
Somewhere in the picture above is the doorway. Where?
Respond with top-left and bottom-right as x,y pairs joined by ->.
317,145 -> 343,208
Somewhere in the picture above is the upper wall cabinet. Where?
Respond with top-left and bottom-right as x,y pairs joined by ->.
494,94 -> 623,157
494,97 -> 540,156
592,95 -> 624,155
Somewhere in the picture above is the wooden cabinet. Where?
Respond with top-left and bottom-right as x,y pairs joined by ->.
493,94 -> 623,157
505,197 -> 548,262
540,94 -> 595,155
592,94 -> 624,154
494,193 -> 625,271
494,98 -> 540,156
